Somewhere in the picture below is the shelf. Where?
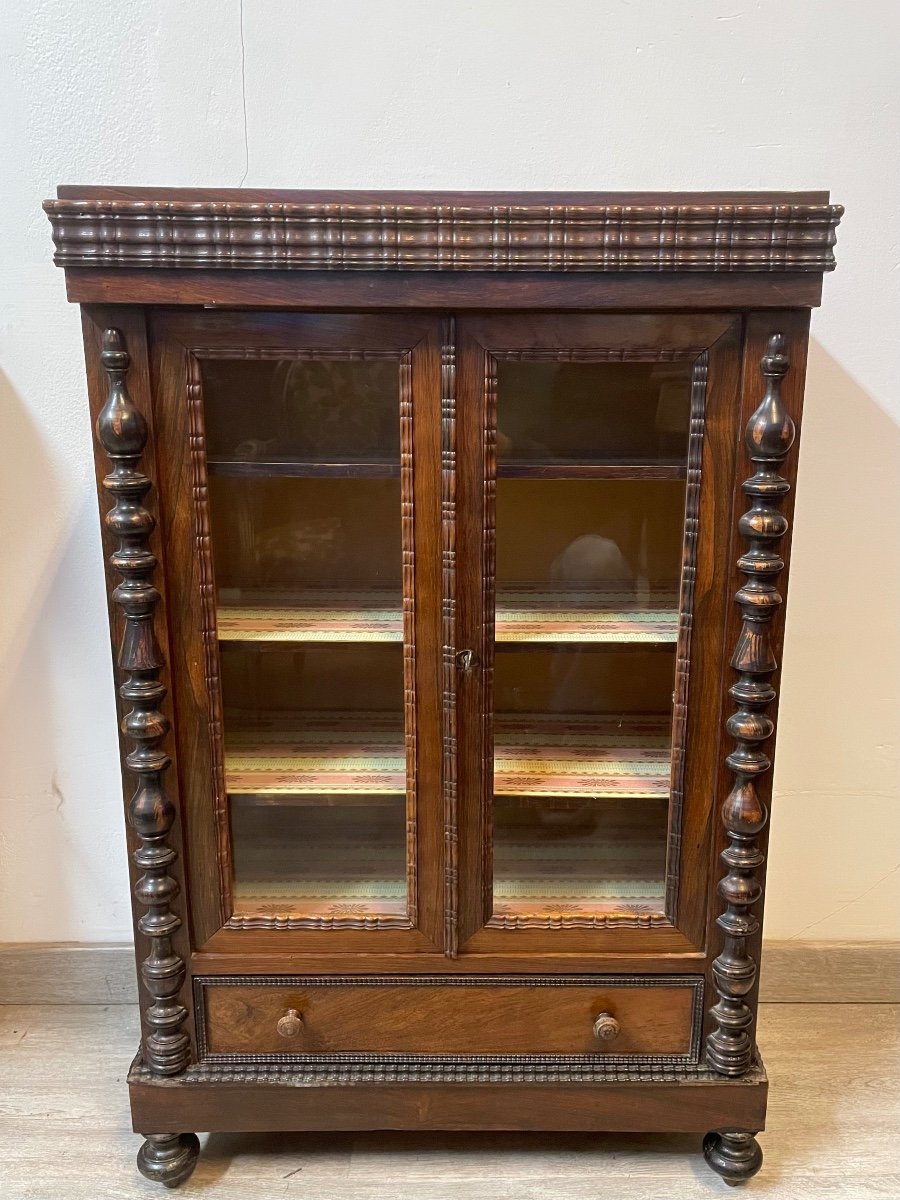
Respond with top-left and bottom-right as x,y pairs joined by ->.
493,714 -> 671,798
206,459 -> 685,481
225,712 -> 405,795
216,587 -> 680,646
495,588 -> 679,645
217,590 -> 404,644
224,712 -> 671,799
497,460 -> 687,480
207,459 -> 400,479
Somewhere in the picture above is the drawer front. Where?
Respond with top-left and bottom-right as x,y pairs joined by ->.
196,975 -> 704,1065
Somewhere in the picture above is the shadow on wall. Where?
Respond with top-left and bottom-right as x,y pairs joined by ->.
0,365 -> 63,686
784,336 -> 899,743
767,337 -> 900,941
0,363 -> 64,937
0,364 -> 124,942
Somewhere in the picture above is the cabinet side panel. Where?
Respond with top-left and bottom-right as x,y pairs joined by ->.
80,305 -> 195,1067
704,309 -> 811,1065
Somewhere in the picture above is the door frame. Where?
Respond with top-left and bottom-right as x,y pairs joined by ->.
148,310 -> 446,955
451,313 -> 744,957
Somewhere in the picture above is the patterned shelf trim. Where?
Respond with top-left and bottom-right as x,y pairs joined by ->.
224,713 -> 671,798
218,590 -> 402,643
216,587 -> 680,645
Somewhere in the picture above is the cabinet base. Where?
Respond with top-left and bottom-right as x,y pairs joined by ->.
130,1054 -> 767,1186
128,1052 -> 767,1136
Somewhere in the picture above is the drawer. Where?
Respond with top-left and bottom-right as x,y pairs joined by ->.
195,975 -> 704,1064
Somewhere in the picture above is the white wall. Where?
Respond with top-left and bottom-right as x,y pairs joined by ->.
1,0 -> 897,943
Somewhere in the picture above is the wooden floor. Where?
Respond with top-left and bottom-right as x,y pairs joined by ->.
0,1003 -> 897,1198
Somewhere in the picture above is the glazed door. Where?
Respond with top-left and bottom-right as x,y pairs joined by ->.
152,313 -> 444,952
452,315 -> 742,955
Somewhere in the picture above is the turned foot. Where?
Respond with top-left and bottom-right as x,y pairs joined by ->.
137,1133 -> 200,1188
703,1130 -> 762,1186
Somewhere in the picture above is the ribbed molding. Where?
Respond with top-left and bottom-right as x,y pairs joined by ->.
44,196 -> 842,272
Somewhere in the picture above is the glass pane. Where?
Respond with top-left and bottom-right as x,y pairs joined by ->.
496,361 -> 691,469
203,358 -> 400,466
201,356 -> 409,922
491,358 -> 696,922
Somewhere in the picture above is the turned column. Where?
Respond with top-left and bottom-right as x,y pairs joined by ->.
706,333 -> 794,1077
96,328 -> 190,1077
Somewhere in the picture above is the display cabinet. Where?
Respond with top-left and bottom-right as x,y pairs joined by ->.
44,188 -> 842,1186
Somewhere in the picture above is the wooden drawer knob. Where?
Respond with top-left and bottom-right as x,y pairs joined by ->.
276,1008 -> 303,1039
592,1012 -> 620,1042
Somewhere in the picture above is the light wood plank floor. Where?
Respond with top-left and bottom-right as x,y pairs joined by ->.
0,1004 -> 897,1199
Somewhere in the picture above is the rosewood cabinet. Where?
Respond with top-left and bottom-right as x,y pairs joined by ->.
44,188 -> 842,1187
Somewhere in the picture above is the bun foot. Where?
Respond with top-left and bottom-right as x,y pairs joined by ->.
703,1130 -> 762,1186
137,1133 -> 200,1188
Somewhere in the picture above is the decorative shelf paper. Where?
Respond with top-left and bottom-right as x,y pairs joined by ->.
495,587 -> 679,645
225,712 -> 404,795
218,590 -> 404,644
493,714 -> 671,798
223,712 -> 672,800
216,587 -> 680,646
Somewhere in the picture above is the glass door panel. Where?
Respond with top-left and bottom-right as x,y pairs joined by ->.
491,358 -> 695,923
492,473 -> 688,921
453,314 -> 729,948
200,355 -> 410,926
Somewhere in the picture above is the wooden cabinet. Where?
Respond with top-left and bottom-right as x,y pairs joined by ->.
44,187 -> 842,1187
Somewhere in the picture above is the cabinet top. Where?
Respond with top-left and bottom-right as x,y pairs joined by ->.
44,187 -> 842,276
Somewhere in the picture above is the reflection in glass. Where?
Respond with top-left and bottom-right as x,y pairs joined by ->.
203,358 -> 400,466
231,802 -> 406,916
496,361 -> 691,467
491,359 -> 694,919
201,357 -> 409,920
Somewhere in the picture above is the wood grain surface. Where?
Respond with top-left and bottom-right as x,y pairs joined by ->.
200,978 -> 698,1058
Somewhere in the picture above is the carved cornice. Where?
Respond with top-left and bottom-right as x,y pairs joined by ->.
44,197 -> 842,272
